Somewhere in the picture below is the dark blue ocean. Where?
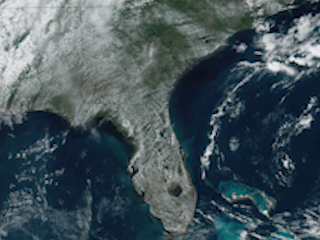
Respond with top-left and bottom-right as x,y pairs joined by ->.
2,2 -> 320,240
0,112 -> 164,240
170,2 -> 320,239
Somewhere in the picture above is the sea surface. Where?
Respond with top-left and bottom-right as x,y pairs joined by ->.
2,2 -> 320,240
0,112 -> 164,240
170,2 -> 320,239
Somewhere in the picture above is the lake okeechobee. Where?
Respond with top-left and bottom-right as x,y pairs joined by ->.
1,2 -> 320,240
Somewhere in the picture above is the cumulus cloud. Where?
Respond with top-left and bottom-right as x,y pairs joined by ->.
258,12 -> 320,77
267,61 -> 297,76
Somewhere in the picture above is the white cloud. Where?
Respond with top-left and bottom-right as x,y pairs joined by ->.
258,12 -> 320,74
199,64 -> 261,179
295,114 -> 314,135
229,136 -> 240,152
294,14 -> 313,42
234,42 -> 248,53
267,61 -> 297,76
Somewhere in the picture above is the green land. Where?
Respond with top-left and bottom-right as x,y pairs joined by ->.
0,0 -> 292,236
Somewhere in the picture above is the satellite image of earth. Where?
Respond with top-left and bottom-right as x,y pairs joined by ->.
1,0 -> 320,239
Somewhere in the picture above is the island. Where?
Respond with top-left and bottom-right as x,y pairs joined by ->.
219,181 -> 277,217
0,0 -> 291,236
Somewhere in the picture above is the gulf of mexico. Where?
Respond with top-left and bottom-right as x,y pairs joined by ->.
0,112 -> 165,240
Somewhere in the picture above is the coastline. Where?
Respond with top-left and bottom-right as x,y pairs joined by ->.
0,110 -> 168,240
0,0 -> 295,237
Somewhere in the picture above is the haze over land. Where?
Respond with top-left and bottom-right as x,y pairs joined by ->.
0,0 -> 293,236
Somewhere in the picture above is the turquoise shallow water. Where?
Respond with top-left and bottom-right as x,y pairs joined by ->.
3,2 -> 320,239
219,181 -> 276,216
0,112 -> 165,240
169,2 -> 320,239
214,214 -> 249,240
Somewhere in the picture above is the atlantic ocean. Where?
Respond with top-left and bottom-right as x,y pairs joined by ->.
169,2 -> 320,239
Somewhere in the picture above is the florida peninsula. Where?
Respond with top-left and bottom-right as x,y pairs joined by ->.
0,0 -> 290,236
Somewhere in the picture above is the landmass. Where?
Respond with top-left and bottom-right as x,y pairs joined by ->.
219,181 -> 277,217
0,0 -> 292,236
